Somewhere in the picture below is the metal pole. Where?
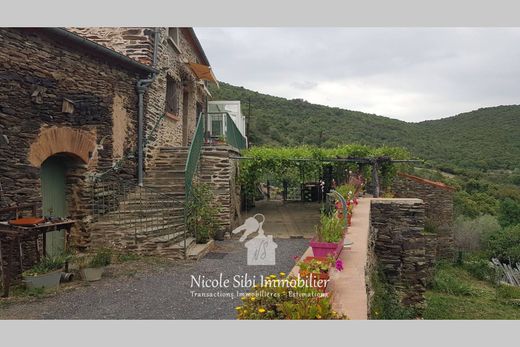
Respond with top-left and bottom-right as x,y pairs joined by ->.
137,90 -> 144,186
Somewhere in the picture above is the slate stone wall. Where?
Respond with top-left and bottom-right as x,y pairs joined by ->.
367,198 -> 429,312
199,145 -> 241,233
0,28 -> 142,251
392,173 -> 455,260
68,27 -> 208,166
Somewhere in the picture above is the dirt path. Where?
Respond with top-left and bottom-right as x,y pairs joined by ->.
0,239 -> 308,319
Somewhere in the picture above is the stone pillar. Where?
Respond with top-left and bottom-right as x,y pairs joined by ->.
199,145 -> 241,234
392,173 -> 455,260
369,198 -> 429,309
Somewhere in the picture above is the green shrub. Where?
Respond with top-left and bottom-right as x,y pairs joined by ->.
486,224 -> 520,264
432,268 -> 476,296
462,258 -> 497,283
453,214 -> 501,252
498,198 -> 520,228
186,181 -> 220,244
370,269 -> 416,319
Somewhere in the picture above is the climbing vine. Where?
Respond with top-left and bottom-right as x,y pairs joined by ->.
239,144 -> 411,198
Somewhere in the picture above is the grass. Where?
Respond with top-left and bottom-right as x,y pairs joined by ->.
424,263 -> 520,319
370,268 -> 417,319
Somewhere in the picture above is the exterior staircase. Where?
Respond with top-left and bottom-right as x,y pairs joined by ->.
89,146 -> 196,259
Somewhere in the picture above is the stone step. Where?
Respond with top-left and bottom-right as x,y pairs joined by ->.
91,222 -> 184,235
149,230 -> 186,244
186,240 -> 215,260
152,163 -> 187,168
159,146 -> 189,152
143,184 -> 186,191
92,216 -> 184,228
111,206 -> 185,214
166,236 -> 196,250
147,172 -> 186,177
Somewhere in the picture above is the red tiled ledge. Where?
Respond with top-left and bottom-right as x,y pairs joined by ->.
398,172 -> 456,191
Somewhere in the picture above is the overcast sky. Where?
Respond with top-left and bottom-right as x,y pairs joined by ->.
195,28 -> 520,122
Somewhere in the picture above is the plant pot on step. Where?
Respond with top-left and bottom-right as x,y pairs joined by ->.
80,267 -> 105,282
23,270 -> 62,290
310,237 -> 345,258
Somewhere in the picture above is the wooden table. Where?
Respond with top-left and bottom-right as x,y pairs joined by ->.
0,219 -> 75,297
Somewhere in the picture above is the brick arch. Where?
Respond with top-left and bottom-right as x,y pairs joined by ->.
28,127 -> 97,168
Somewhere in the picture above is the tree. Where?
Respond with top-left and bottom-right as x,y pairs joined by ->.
498,198 -> 520,228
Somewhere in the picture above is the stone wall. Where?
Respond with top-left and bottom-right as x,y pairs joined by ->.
367,198 -> 429,312
392,172 -> 455,260
68,28 -> 208,165
0,28 -> 143,251
199,145 -> 241,233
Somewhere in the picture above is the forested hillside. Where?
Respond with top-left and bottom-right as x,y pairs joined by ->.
210,82 -> 520,171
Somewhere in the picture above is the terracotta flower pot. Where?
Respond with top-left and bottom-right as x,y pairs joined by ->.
299,271 -> 330,292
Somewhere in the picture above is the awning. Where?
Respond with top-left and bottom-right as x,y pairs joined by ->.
187,62 -> 219,88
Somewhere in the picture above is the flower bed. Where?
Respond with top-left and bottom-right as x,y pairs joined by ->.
236,272 -> 347,320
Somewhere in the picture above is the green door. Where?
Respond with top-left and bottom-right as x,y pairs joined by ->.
41,156 -> 67,256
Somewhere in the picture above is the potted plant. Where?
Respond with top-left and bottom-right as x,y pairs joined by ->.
22,254 -> 68,290
216,134 -> 227,144
310,211 -> 345,258
296,255 -> 336,292
79,248 -> 112,282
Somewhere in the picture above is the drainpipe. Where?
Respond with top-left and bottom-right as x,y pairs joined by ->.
136,27 -> 160,186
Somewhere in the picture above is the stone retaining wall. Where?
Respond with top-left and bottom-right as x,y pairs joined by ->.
367,198 -> 429,312
199,145 -> 241,233
392,173 -> 455,260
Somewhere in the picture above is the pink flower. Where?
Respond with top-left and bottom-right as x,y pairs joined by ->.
335,260 -> 344,271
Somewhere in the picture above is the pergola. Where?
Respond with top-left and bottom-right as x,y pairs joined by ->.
232,155 -> 422,198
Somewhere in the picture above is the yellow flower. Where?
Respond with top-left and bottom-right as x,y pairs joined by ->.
270,274 -> 277,279
250,296 -> 256,301
241,296 -> 247,301
258,308 -> 266,313
317,314 -> 322,319
235,306 -> 242,310
279,272 -> 286,277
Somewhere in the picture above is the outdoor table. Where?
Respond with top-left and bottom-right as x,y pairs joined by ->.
0,219 -> 75,297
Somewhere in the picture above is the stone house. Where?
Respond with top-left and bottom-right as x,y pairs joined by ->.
0,28 -> 155,256
0,27 -> 242,273
68,28 -> 217,166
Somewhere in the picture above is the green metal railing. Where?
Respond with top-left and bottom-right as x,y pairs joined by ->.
184,113 -> 205,202
225,113 -> 247,150
206,111 -> 247,150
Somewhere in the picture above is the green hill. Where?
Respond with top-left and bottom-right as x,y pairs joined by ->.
210,82 -> 520,171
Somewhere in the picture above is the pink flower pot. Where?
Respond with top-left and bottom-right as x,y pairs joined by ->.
310,237 -> 344,258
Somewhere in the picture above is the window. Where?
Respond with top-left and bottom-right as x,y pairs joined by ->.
165,76 -> 179,115
168,27 -> 181,52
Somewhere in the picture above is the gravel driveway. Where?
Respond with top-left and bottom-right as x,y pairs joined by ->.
0,238 -> 308,319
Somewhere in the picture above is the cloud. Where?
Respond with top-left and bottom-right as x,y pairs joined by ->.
195,28 -> 520,122
290,81 -> 318,90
